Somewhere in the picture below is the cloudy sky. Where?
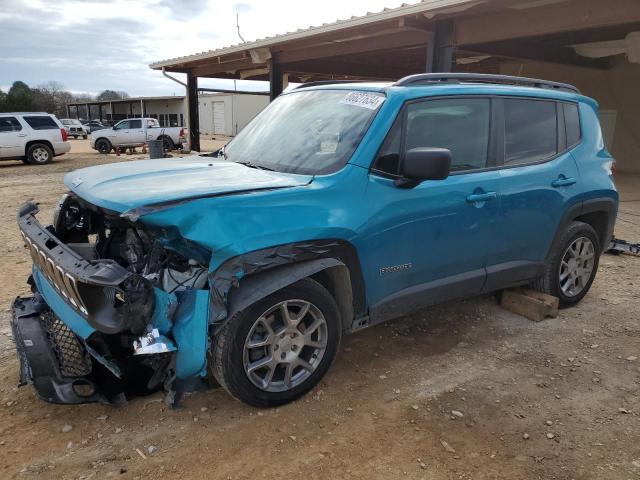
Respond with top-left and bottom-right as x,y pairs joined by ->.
0,0 -> 412,97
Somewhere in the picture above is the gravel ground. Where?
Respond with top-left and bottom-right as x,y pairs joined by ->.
0,147 -> 638,480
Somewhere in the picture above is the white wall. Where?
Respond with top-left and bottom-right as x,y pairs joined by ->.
500,58 -> 640,173
198,93 -> 269,136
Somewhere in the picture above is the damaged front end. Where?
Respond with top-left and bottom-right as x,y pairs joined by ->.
12,195 -> 211,406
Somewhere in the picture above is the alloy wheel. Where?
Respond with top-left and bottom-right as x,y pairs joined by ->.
243,299 -> 328,392
559,236 -> 595,297
32,147 -> 50,163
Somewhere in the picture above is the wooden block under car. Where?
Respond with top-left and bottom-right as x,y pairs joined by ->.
500,288 -> 559,322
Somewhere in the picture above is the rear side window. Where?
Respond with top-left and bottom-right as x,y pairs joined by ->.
0,117 -> 22,132
504,99 -> 557,165
23,115 -> 58,130
564,103 -> 581,147
129,119 -> 142,129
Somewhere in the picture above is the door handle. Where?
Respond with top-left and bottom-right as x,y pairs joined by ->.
17,133 -> 27,137
466,191 -> 497,203
551,177 -> 577,188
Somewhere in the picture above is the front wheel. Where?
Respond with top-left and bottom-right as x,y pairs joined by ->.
212,278 -> 341,407
95,138 -> 112,154
531,221 -> 600,307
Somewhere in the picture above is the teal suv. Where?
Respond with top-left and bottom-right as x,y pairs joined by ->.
12,74 -> 617,407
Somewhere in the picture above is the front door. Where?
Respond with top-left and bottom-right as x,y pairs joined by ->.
360,97 -> 501,323
114,119 -> 144,145
0,116 -> 28,157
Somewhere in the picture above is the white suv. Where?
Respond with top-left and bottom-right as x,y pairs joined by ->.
0,113 -> 71,165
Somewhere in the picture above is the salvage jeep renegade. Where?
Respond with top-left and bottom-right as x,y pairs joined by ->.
12,74 -> 618,407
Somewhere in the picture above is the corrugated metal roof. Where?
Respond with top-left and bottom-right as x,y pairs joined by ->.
149,0 -> 480,69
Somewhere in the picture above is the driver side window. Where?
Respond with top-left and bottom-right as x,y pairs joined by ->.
373,97 -> 491,176
114,120 -> 130,130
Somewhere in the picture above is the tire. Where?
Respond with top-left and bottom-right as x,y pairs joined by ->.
531,221 -> 600,307
73,135 -> 78,139
95,138 -> 112,154
160,136 -> 174,152
212,278 -> 341,407
83,135 -> 88,140
26,143 -> 53,165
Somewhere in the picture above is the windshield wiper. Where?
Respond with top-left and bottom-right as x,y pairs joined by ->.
236,161 -> 275,171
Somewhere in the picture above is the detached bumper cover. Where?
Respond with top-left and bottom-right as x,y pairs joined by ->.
11,295 -> 98,404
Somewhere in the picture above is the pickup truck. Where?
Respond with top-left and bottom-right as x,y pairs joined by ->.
90,118 -> 186,153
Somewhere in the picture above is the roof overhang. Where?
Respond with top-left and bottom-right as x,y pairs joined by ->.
149,0 -> 640,82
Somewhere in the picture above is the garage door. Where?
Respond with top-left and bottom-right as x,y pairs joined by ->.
213,102 -> 226,135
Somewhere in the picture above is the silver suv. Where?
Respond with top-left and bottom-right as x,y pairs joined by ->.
0,113 -> 71,164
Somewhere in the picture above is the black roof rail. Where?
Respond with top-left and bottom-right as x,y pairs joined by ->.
393,73 -> 580,94
294,80 -> 372,90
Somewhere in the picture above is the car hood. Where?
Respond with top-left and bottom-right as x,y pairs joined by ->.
64,157 -> 313,213
90,127 -> 112,136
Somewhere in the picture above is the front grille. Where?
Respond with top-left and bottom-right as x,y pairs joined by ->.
40,311 -> 92,377
21,232 -> 89,315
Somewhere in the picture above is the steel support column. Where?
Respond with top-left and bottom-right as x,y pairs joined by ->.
186,72 -> 200,151
426,19 -> 455,72
269,60 -> 283,101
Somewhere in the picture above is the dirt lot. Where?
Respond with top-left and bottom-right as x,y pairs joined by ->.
0,144 -> 639,480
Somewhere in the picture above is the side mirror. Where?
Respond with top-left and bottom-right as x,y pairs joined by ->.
396,147 -> 451,187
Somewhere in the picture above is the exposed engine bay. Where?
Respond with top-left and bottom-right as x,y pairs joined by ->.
13,193 -> 211,406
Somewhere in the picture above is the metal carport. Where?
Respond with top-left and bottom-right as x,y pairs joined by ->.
149,0 -> 640,174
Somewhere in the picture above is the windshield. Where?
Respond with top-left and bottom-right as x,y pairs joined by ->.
223,89 -> 384,175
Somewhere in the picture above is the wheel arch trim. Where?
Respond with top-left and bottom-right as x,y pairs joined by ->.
209,239 -> 366,330
548,196 -> 617,258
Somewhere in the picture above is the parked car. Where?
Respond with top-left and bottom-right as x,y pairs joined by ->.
83,120 -> 107,133
60,119 -> 89,139
12,74 -> 617,408
89,118 -> 186,153
0,112 -> 70,164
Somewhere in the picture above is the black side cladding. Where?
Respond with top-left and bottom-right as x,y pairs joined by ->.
208,240 -> 366,324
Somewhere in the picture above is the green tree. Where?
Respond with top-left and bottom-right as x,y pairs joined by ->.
0,89 -> 6,112
96,89 -> 129,101
5,81 -> 34,111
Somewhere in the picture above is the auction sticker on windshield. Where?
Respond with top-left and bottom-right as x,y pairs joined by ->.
340,92 -> 385,110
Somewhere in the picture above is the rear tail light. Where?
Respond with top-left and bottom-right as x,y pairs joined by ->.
60,128 -> 68,141
179,128 -> 185,137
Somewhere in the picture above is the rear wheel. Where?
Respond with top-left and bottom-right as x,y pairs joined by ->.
95,138 -> 112,154
26,143 -> 53,165
160,136 -> 174,152
212,278 -> 341,407
531,221 -> 600,307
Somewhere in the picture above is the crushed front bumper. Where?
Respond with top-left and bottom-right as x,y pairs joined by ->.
14,201 -> 212,406
11,295 -> 99,404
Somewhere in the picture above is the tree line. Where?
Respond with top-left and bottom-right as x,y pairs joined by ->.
0,81 -> 129,119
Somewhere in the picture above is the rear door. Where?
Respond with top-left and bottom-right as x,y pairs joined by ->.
0,116 -> 28,157
485,97 -> 581,290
